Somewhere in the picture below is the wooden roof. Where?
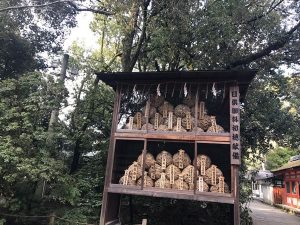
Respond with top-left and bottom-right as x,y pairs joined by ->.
96,70 -> 257,100
272,160 -> 300,172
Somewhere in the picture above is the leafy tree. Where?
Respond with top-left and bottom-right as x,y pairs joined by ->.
1,0 -> 300,224
266,147 -> 298,170
0,72 -> 75,220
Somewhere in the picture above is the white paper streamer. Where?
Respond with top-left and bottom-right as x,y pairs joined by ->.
184,82 -> 188,97
133,84 -> 137,95
157,84 -> 161,96
212,82 -> 217,97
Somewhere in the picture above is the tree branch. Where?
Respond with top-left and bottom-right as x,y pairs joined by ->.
129,0 -> 150,71
244,0 -> 284,24
0,0 -> 113,15
67,2 -> 113,16
0,0 -> 70,12
227,20 -> 300,68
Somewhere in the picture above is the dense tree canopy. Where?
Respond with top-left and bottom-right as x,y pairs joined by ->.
266,146 -> 298,170
1,0 -> 300,225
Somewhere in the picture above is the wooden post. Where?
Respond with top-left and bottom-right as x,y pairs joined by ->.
100,85 -> 122,225
48,213 -> 55,225
230,85 -> 241,225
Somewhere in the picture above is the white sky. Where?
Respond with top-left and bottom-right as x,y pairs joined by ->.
63,12 -> 98,51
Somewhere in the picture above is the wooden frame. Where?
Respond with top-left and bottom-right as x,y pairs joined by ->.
99,71 -> 256,225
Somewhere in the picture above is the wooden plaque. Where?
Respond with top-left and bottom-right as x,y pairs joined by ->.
136,112 -> 142,129
168,112 -> 173,130
219,176 -> 225,193
230,86 -> 241,165
176,117 -> 182,132
198,176 -> 204,192
200,156 -> 206,176
129,117 -> 134,130
169,165 -> 175,184
211,165 -> 217,185
163,102 -> 168,118
186,112 -> 192,130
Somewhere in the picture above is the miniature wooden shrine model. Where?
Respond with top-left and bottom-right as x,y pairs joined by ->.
97,70 -> 256,225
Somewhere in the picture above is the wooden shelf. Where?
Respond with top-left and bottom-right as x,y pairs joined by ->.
115,130 -> 230,144
108,184 -> 234,204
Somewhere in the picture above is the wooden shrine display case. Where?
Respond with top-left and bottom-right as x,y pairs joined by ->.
98,70 -> 256,225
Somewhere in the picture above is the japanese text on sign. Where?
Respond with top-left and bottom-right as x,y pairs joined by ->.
230,86 -> 241,164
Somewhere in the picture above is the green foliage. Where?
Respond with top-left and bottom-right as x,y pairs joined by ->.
266,147 -> 298,170
1,0 -> 300,224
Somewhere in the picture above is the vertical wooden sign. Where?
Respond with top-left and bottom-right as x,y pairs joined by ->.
123,170 -> 129,185
145,100 -> 150,117
168,112 -> 173,130
199,101 -> 205,119
178,149 -> 184,169
143,171 -> 148,186
136,112 -> 142,129
170,165 -> 175,184
129,117 -> 134,130
179,174 -> 184,190
161,152 -> 167,170
160,173 -> 166,188
150,165 -> 156,180
210,116 -> 217,132
198,176 -> 204,192
211,165 -> 217,185
219,176 -> 225,193
132,162 -> 138,181
176,118 -> 182,132
186,112 -> 192,130
188,166 -> 194,184
230,86 -> 241,165
200,156 -> 206,176
163,102 -> 168,118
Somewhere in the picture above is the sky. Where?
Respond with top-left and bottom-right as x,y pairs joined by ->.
63,12 -> 98,51
59,12 -> 98,122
